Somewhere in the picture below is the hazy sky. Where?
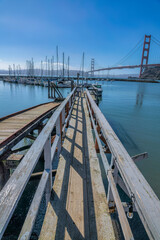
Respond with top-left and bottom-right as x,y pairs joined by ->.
0,0 -> 160,73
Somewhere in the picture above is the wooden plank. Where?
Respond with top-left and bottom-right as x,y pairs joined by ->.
83,98 -> 115,240
39,143 -> 69,239
132,152 -> 148,162
0,106 -> 59,159
64,97 -> 84,239
0,102 -> 60,147
18,170 -> 49,240
0,124 -> 19,132
86,97 -> 134,239
86,89 -> 160,240
39,98 -> 77,240
0,133 -> 14,136
39,96 -> 115,240
0,102 -> 56,122
7,154 -> 23,161
31,170 -> 56,179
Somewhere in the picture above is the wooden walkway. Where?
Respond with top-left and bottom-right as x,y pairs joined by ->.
0,102 -> 59,148
39,96 -> 115,240
1,88 -> 160,240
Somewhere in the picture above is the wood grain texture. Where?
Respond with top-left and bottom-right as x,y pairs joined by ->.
39,96 -> 115,240
86,89 -> 160,240
0,102 -> 60,148
0,89 -> 76,239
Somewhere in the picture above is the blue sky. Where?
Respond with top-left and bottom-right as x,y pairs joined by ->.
0,0 -> 160,73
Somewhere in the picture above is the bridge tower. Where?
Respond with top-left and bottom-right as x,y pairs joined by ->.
91,58 -> 95,77
139,35 -> 151,78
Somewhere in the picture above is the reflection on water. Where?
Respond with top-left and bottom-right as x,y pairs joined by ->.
136,83 -> 145,107
99,81 -> 160,199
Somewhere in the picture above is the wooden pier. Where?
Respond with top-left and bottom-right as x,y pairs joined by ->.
0,88 -> 160,239
38,95 -> 115,240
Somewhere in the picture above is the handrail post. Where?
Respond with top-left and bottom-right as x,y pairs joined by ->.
44,134 -> 52,205
56,115 -> 62,155
66,102 -> 69,128
69,98 -> 71,109
107,155 -> 115,206
95,122 -> 100,153
66,102 -> 69,116
62,107 -> 65,125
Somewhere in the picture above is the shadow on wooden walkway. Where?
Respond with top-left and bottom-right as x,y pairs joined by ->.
39,96 -> 115,240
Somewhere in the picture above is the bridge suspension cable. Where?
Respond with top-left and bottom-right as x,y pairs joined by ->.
152,35 -> 160,47
113,37 -> 144,67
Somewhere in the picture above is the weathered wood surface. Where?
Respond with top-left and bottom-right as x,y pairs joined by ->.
39,96 -> 115,240
0,89 -> 76,239
86,89 -> 160,240
86,97 -> 134,240
30,169 -> 56,179
6,153 -> 23,161
18,170 -> 49,240
0,102 -> 60,148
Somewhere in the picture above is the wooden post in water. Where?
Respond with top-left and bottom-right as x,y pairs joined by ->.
48,80 -> 50,98
51,83 -> 53,98
71,80 -> 74,91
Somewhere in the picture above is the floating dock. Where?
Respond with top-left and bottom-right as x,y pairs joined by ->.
0,102 -> 60,159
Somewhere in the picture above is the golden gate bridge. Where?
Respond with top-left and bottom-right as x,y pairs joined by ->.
88,35 -> 160,78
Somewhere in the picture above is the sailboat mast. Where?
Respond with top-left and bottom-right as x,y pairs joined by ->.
68,56 -> 70,80
82,52 -> 84,86
56,46 -> 58,79
62,52 -> 64,80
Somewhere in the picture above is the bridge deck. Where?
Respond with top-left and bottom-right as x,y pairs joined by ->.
39,96 -> 115,240
0,102 -> 60,148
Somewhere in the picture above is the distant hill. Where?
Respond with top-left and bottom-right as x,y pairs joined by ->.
0,69 -> 139,78
141,66 -> 160,79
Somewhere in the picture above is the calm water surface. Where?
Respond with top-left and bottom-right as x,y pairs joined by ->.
99,80 -> 160,198
0,80 -> 69,117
